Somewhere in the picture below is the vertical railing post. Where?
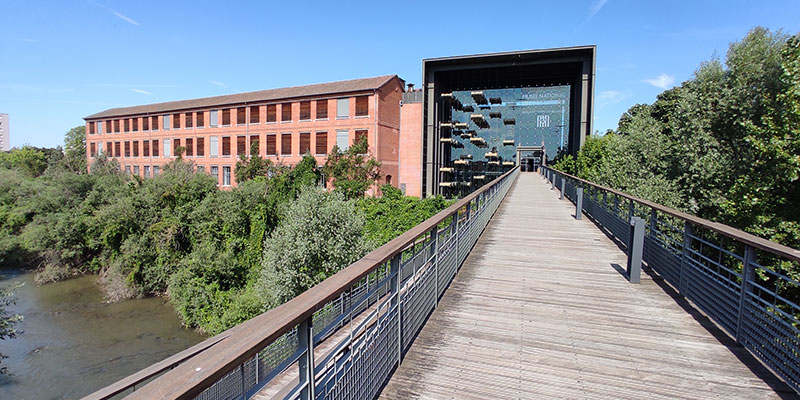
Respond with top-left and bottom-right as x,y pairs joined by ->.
390,253 -> 402,363
679,221 -> 692,295
430,226 -> 439,307
575,184 -> 583,220
560,176 -> 565,200
736,245 -> 756,343
551,172 -> 555,190
297,317 -> 315,400
627,217 -> 645,283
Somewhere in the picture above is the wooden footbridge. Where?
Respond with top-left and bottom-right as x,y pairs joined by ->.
85,167 -> 800,400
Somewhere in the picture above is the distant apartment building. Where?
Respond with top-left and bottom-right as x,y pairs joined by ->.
0,114 -> 9,151
83,76 -> 405,188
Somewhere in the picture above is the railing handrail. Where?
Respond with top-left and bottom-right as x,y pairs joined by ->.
543,166 -> 800,263
86,166 -> 519,400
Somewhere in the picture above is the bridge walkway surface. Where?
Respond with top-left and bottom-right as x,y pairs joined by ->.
379,172 -> 796,400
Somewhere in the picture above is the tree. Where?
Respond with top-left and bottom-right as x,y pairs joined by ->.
322,137 -> 381,199
0,146 -> 48,177
0,281 -> 23,374
62,125 -> 87,174
235,140 -> 273,183
257,187 -> 368,309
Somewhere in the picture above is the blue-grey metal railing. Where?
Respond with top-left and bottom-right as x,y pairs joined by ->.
542,166 -> 800,393
85,167 -> 518,400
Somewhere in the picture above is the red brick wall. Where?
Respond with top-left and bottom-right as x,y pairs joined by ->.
398,102 -> 422,197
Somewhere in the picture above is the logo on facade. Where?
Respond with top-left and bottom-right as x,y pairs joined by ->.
537,114 -> 551,128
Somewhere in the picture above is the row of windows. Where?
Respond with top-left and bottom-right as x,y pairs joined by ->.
122,164 -> 233,186
89,129 -> 368,159
88,96 -> 370,135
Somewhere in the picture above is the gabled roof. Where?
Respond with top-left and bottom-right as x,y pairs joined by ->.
85,75 -> 402,120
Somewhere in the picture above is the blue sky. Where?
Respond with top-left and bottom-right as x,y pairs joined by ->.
2,0 -> 799,148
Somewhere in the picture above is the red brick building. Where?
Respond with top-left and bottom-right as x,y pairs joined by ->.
84,75 -> 405,188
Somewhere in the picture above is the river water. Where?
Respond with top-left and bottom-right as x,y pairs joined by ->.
0,270 -> 204,400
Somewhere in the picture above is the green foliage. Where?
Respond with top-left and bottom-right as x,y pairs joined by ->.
234,140 -> 274,183
62,125 -> 87,174
257,187 -> 369,309
0,146 -> 48,178
358,184 -> 451,247
557,27 -> 800,251
322,137 -> 381,199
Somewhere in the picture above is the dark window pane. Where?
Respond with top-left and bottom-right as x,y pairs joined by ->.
316,100 -> 328,119
266,134 -> 276,155
355,96 -> 369,116
281,133 -> 292,155
174,138 -> 181,156
196,137 -> 205,156
249,135 -> 259,155
143,140 -> 150,157
222,109 -> 231,126
173,113 -> 181,129
132,140 -> 139,157
185,138 -> 193,156
299,101 -> 311,120
185,112 -> 193,128
281,103 -> 292,122
152,139 -> 159,156
237,107 -> 246,125
250,106 -> 260,124
299,132 -> 310,155
237,136 -> 246,156
222,136 -> 231,155
267,105 -> 276,122
315,132 -> 327,154
196,111 -> 204,128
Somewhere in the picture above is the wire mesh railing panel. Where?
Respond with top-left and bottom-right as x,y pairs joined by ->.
543,166 -> 800,394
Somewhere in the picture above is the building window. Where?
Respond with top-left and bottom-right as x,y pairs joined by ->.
153,166 -> 160,176
237,107 -> 246,125
114,120 -> 120,133
163,115 -> 171,130
237,136 -> 246,156
210,110 -> 219,127
185,138 -> 194,156
316,100 -> 328,119
266,105 -> 277,123
222,109 -> 231,126
223,166 -> 231,186
90,142 -> 96,157
89,122 -> 95,135
196,111 -> 205,128
249,135 -> 260,155
163,139 -> 171,157
173,138 -> 181,156
355,129 -> 368,145
97,121 -> 104,134
355,96 -> 369,117
114,141 -> 121,156
266,134 -> 277,155
144,166 -> 150,177
196,165 -> 204,173
133,165 -> 139,175
210,136 -> 219,157
132,140 -> 139,157
152,139 -> 159,157
142,117 -> 149,131
336,98 -> 349,119
124,141 -> 131,157
105,120 -> 111,133
98,142 -> 104,155
336,130 -> 349,150
315,132 -> 327,155
143,140 -> 150,157
281,133 -> 292,155
125,165 -> 131,174
210,166 -> 219,184
124,119 -> 130,132
185,112 -> 193,129
151,116 -> 159,131
386,175 -> 392,185
173,113 -> 181,129
132,118 -> 139,132
106,141 -> 112,156
196,137 -> 205,157
250,106 -> 260,124
222,136 -> 231,156
299,101 -> 311,120
281,103 -> 292,122
299,132 -> 310,155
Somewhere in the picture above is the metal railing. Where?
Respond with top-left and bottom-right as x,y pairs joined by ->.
542,166 -> 800,392
84,166 -> 519,400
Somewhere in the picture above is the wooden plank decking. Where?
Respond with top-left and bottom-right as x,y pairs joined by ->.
379,172 -> 797,399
